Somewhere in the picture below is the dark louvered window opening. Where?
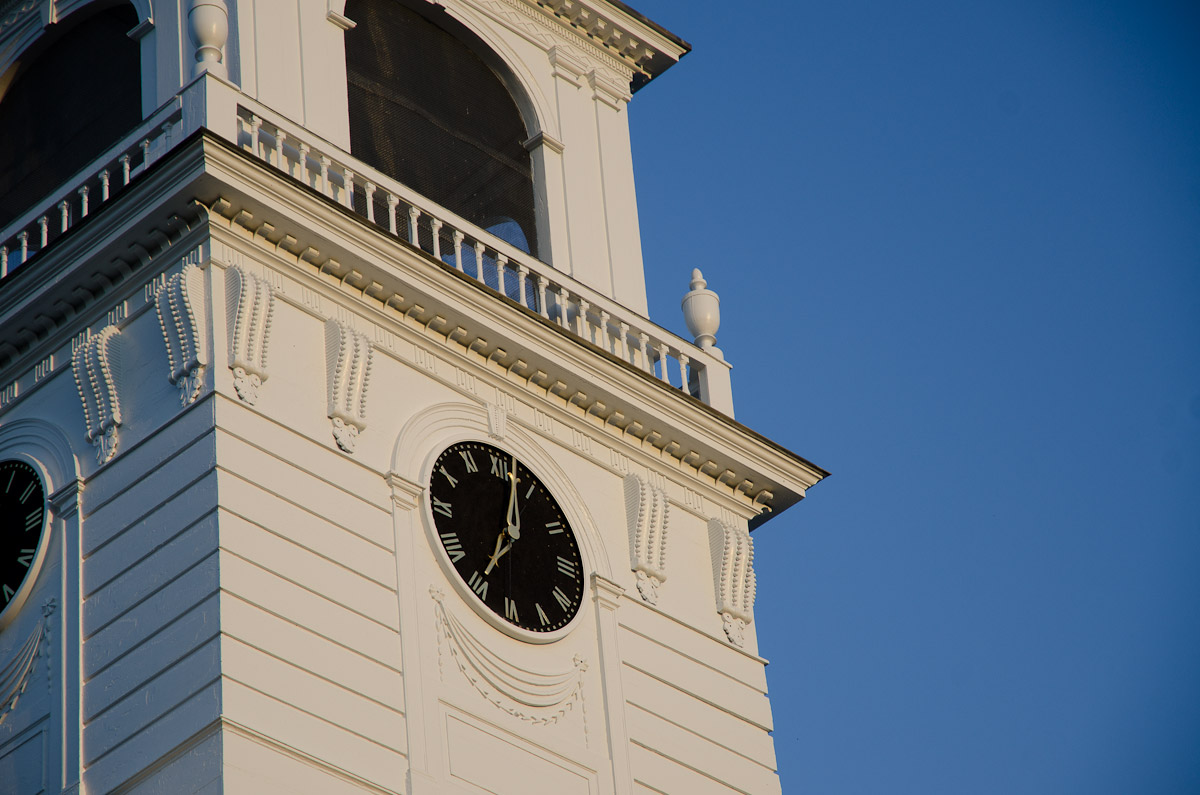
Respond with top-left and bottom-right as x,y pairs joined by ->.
0,5 -> 141,232
345,0 -> 537,258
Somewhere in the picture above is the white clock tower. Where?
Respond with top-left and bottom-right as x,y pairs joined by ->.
0,1 -> 826,793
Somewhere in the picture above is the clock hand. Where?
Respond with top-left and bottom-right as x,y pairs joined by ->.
505,458 -> 521,540
484,532 -> 512,575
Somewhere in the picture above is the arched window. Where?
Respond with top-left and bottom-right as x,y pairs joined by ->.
0,5 -> 142,231
345,0 -> 538,257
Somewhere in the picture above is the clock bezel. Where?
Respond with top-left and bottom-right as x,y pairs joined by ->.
420,439 -> 588,644
0,458 -> 51,632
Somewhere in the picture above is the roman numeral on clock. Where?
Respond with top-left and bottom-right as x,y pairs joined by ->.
17,549 -> 35,568
535,603 -> 549,626
489,454 -> 509,480
2,584 -> 13,603
438,466 -> 458,488
557,555 -> 576,579
552,586 -> 572,611
431,496 -> 453,518
468,571 -> 488,599
19,480 -> 36,503
546,521 -> 563,534
440,532 -> 466,562
25,508 -> 41,533
504,597 -> 519,622
459,450 -> 478,473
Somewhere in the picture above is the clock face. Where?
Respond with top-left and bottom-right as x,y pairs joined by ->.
428,441 -> 584,634
0,460 -> 48,623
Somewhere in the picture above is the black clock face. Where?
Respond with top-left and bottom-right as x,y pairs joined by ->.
0,460 -> 47,616
429,441 -> 584,633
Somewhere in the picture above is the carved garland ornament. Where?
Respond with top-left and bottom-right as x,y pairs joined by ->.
708,518 -> 756,647
225,265 -> 274,405
624,473 -> 668,604
0,599 -> 55,726
325,319 -> 373,453
431,587 -> 586,725
72,326 -> 122,464
155,264 -> 209,405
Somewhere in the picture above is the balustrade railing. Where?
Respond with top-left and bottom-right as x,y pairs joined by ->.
0,98 -> 184,280
235,106 -> 721,404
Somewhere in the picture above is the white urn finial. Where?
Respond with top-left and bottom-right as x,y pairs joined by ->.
681,268 -> 721,358
188,0 -> 229,80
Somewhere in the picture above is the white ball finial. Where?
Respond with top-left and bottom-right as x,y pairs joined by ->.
681,268 -> 721,358
189,0 -> 229,80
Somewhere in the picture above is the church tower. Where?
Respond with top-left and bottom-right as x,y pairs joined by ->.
0,2 -> 826,793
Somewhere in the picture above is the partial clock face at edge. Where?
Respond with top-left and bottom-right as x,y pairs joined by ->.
428,441 -> 584,634
0,460 -> 48,622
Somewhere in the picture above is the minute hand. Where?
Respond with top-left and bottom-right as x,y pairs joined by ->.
505,459 -> 521,540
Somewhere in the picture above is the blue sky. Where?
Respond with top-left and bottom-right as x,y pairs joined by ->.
628,1 -> 1200,791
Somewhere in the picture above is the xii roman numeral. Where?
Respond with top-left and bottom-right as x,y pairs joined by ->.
489,454 -> 509,480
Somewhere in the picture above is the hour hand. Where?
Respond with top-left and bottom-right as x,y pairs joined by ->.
484,532 -> 512,575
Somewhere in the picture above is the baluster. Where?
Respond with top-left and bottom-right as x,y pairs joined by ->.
140,139 -> 151,170
319,156 -> 331,197
298,143 -> 310,184
536,275 -> 549,319
38,216 -> 48,249
678,353 -> 690,392
364,182 -> 376,223
408,206 -> 421,246
78,186 -> 89,218
474,241 -> 486,282
619,322 -> 631,362
18,232 -> 29,264
430,219 -> 443,260
638,333 -> 651,372
344,170 -> 355,210
162,121 -> 174,151
452,230 -> 465,271
557,287 -> 569,327
578,300 -> 590,339
656,343 -> 670,383
496,254 -> 508,294
100,169 -> 111,201
517,264 -> 529,308
386,194 -> 399,235
120,154 -> 132,185
250,115 -> 262,156
275,130 -> 287,171
58,201 -> 69,233
1,247 -> 8,278
598,311 -> 611,351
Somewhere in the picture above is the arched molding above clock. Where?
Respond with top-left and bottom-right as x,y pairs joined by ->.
0,418 -> 80,499
390,400 -> 613,581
